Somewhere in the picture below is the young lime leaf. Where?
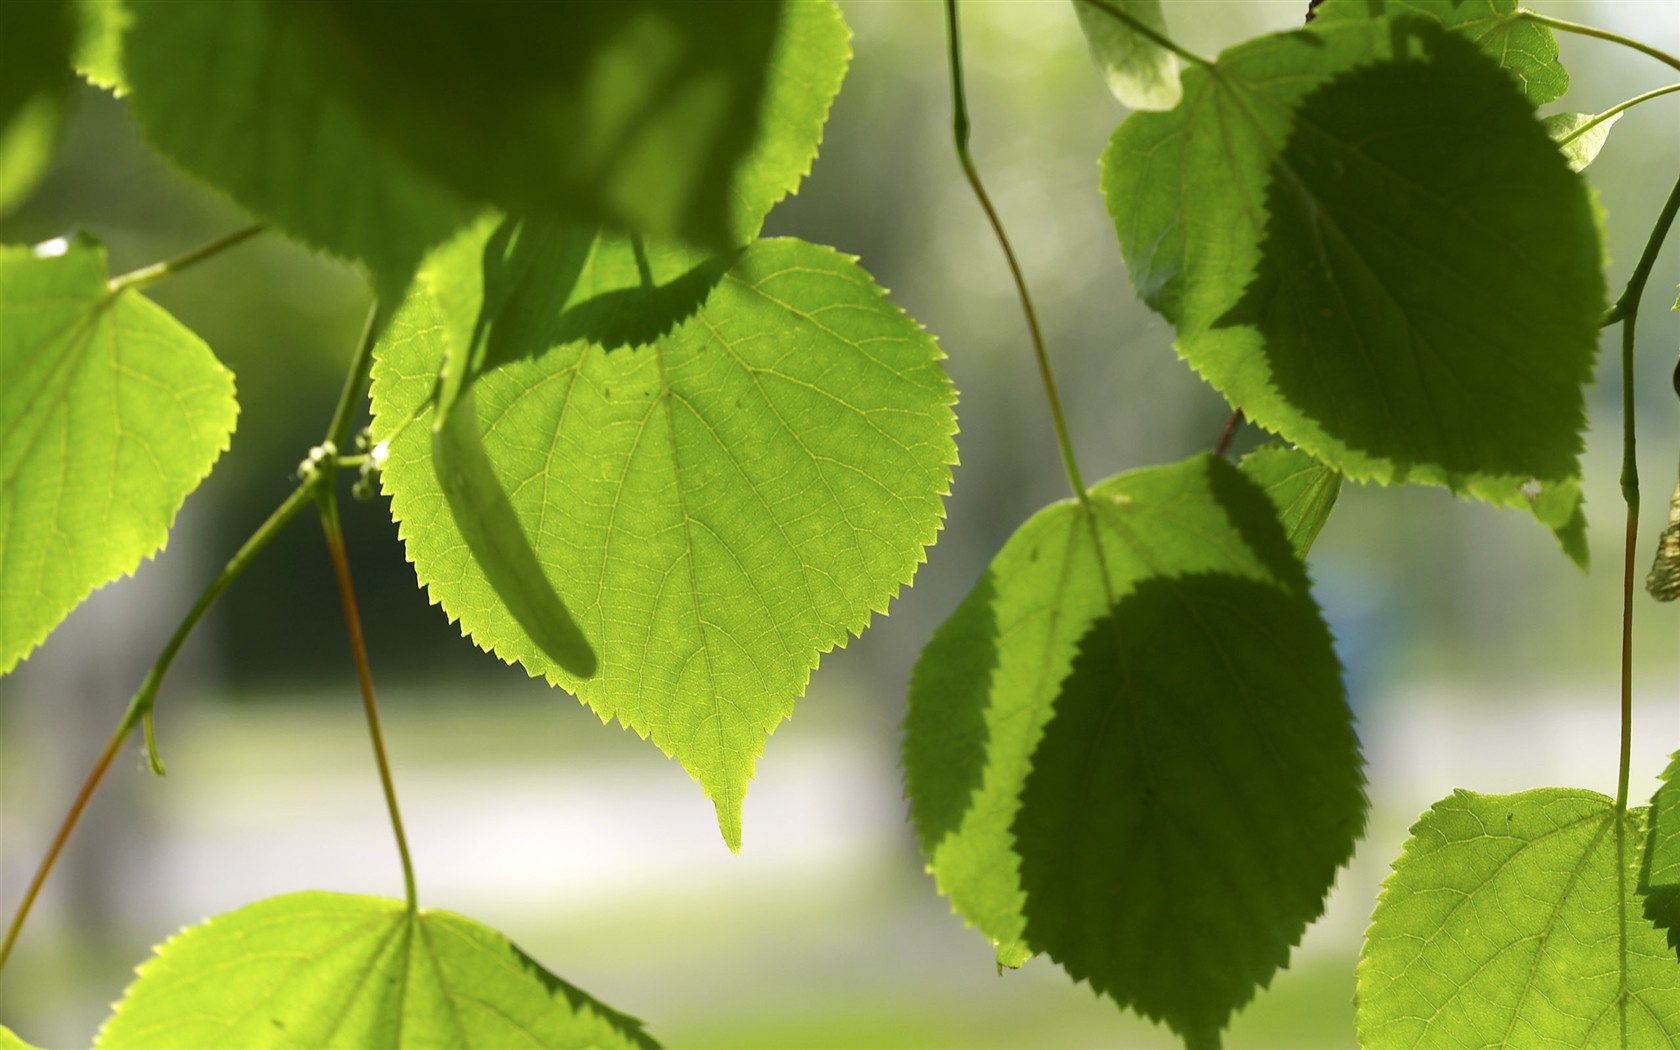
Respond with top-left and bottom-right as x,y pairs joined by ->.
1310,0 -> 1567,105
1359,789 -> 1680,1047
273,1 -> 847,253
1103,16 -> 1603,565
95,891 -> 659,1050
73,0 -> 128,95
371,219 -> 957,850
1544,111 -> 1623,174
0,236 -> 237,676
1238,444 -> 1341,560
0,0 -> 74,214
122,0 -> 475,297
1071,0 -> 1181,111
904,453 -> 1364,1045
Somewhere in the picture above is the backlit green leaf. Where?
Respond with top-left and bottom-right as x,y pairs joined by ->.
1359,789 -> 1680,1047
73,0 -> 128,94
1544,111 -> 1622,173
1072,0 -> 1181,111
0,0 -> 73,214
904,453 -> 1364,1046
1103,15 -> 1602,563
1310,0 -> 1568,105
279,0 -> 848,252
0,235 -> 237,676
1238,445 -> 1341,560
96,891 -> 659,1050
1641,752 -> 1680,951
0,1025 -> 44,1050
371,218 -> 957,850
123,0 -> 475,295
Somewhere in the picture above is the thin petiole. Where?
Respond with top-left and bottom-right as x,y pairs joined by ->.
105,223 -> 267,295
944,0 -> 1090,504
1073,0 -> 1211,69
1556,83 -> 1680,148
1521,11 -> 1680,76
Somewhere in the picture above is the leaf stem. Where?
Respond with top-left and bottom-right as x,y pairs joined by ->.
1603,172 -> 1680,815
944,0 -> 1090,504
1556,82 -> 1680,148
1520,11 -> 1680,76
105,223 -> 267,294
325,300 -> 387,453
1073,0 -> 1211,69
316,487 -> 418,910
0,473 -> 318,981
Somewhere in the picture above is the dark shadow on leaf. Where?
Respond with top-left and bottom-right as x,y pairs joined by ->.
1639,753 -> 1680,954
1013,572 -> 1363,1044
904,569 -> 999,854
502,940 -> 662,1050
1211,21 -> 1593,483
432,387 -> 597,679
471,221 -> 735,376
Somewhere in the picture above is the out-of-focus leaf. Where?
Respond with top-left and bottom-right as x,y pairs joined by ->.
0,0 -> 74,213
74,0 -> 129,94
1072,0 -> 1181,111
0,236 -> 237,676
1544,110 -> 1621,172
96,891 -> 660,1049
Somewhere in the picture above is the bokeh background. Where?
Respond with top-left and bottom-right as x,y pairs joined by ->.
2,1 -> 1677,1046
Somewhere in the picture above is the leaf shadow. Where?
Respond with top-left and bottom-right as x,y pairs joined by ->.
1638,753 -> 1680,955
433,387 -> 597,680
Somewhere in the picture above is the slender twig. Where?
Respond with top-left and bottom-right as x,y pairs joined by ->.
316,489 -> 418,910
0,473 -> 319,979
324,300 -> 387,454
1073,0 -> 1210,68
1521,11 -> 1680,76
1556,83 -> 1680,148
944,0 -> 1089,503
105,223 -> 267,294
1213,409 -> 1245,457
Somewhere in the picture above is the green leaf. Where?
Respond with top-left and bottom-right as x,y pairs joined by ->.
95,891 -> 659,1050
1310,0 -> 1568,105
0,1025 -> 44,1050
1358,789 -> 1680,1047
0,235 -> 237,676
903,453 -> 1364,1046
1238,445 -> 1341,560
123,0 -> 475,296
1641,752 -> 1680,951
1544,111 -> 1622,173
1072,0 -> 1181,111
276,1 -> 847,253
371,219 -> 957,850
1103,16 -> 1603,564
0,0 -> 73,214
73,0 -> 129,94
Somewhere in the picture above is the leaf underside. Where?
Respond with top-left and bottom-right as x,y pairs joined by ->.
0,237 -> 237,675
1359,789 -> 1680,1047
371,221 -> 957,850
1103,12 -> 1602,563
95,891 -> 659,1050
904,453 -> 1365,1045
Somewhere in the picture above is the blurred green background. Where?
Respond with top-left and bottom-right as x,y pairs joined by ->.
2,2 -> 1677,1047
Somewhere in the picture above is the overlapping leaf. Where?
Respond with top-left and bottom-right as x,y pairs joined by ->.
1545,111 -> 1622,173
903,453 -> 1364,1046
1072,0 -> 1181,111
370,219 -> 957,850
0,236 -> 237,675
1103,15 -> 1603,563
0,0 -> 73,214
1641,752 -> 1680,951
73,0 -> 128,94
1359,789 -> 1680,1047
0,1026 -> 42,1050
1238,445 -> 1341,560
96,891 -> 659,1049
1312,0 -> 1567,104
280,1 -> 848,252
